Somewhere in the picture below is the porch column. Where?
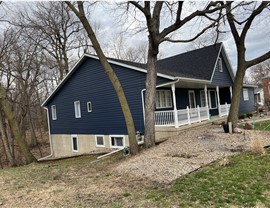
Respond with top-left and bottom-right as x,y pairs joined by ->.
171,84 -> 179,128
204,85 -> 210,119
229,86 -> 233,99
216,86 -> 221,117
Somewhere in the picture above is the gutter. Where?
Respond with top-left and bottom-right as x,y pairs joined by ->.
38,107 -> 53,161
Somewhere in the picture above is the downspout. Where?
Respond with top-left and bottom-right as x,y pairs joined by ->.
38,107 -> 53,161
141,78 -> 180,125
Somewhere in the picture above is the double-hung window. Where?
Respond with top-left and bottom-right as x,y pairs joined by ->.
217,57 -> 223,72
156,90 -> 172,109
74,101 -> 81,118
243,88 -> 249,101
51,105 -> 57,120
200,91 -> 206,107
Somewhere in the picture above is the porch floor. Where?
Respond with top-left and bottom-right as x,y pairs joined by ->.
155,116 -> 227,140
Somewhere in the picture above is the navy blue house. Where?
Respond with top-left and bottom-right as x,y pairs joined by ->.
42,43 -> 255,157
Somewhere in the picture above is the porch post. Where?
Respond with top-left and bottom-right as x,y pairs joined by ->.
229,86 -> 233,99
216,86 -> 221,117
204,85 -> 209,119
171,84 -> 179,128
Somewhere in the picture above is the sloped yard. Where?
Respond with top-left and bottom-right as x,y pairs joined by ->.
0,123 -> 270,207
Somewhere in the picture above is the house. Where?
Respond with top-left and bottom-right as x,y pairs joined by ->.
254,88 -> 264,106
42,43 -> 255,157
261,75 -> 270,106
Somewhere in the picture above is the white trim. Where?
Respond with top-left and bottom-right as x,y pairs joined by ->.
243,88 -> 249,101
87,101 -> 92,112
171,84 -> 179,128
208,90 -> 218,109
109,135 -> 125,148
51,105 -> 57,120
210,44 -> 223,82
74,101 -> 81,118
71,134 -> 79,152
217,57 -> 223,72
175,77 -> 211,84
95,135 -> 105,147
188,90 -> 196,108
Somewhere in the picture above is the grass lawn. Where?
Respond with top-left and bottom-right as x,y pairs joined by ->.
0,149 -> 270,207
254,120 -> 270,131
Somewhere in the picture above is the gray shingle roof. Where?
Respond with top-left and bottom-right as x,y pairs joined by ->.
109,43 -> 222,80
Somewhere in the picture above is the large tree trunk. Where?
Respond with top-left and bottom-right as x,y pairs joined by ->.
66,2 -> 139,154
0,86 -> 36,164
144,51 -> 157,148
0,112 -> 16,166
227,57 -> 246,127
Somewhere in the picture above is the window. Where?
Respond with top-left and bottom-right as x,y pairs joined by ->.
87,102 -> 92,112
200,91 -> 206,107
243,88 -> 249,101
208,90 -> 217,109
156,90 -> 172,109
217,57 -> 223,72
110,135 -> 125,148
51,105 -> 57,120
95,135 -> 105,147
188,90 -> 196,108
71,135 -> 78,152
74,101 -> 81,118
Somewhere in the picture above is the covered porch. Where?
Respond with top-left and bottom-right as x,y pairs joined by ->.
153,79 -> 232,128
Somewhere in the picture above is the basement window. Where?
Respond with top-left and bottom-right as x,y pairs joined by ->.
110,135 -> 125,148
71,135 -> 78,152
95,135 -> 105,147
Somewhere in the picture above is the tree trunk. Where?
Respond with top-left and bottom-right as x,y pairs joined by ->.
66,2 -> 139,154
0,86 -> 36,164
0,112 -> 16,166
144,50 -> 158,148
227,61 -> 246,127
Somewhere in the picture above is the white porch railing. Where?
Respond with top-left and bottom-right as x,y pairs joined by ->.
219,102 -> 230,117
155,106 -> 209,127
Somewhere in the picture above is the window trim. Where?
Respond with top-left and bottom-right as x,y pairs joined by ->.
51,105 -> 57,120
208,90 -> 217,109
95,135 -> 105,147
87,102 -> 92,112
74,101 -> 81,118
109,135 -> 125,148
200,90 -> 206,107
188,90 -> 196,109
71,134 -> 79,152
217,57 -> 223,72
156,90 -> 172,109
243,88 -> 249,101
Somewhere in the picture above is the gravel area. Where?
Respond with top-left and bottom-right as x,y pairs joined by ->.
115,123 -> 270,184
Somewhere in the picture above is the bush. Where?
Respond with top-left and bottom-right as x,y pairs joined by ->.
250,136 -> 266,156
239,114 -> 246,119
247,113 -> 253,117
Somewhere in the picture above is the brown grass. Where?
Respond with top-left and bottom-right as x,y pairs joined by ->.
250,134 -> 266,156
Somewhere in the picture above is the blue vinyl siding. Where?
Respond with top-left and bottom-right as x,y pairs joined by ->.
239,87 -> 255,115
47,58 -> 171,135
211,56 -> 233,87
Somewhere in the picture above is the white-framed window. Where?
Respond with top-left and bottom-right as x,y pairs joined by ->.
71,134 -> 78,152
156,90 -> 172,109
188,90 -> 196,108
87,102 -> 92,112
200,91 -> 206,107
51,105 -> 57,120
208,90 -> 217,109
243,88 -> 249,101
74,101 -> 81,118
95,135 -> 105,147
110,135 -> 125,148
217,57 -> 223,72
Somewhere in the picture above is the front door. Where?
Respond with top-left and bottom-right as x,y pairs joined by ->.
188,90 -> 196,109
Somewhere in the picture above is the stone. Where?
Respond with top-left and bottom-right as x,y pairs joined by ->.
244,122 -> 253,130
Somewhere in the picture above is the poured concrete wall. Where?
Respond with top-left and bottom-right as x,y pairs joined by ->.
51,134 -> 129,157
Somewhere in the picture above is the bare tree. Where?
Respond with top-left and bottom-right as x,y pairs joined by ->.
224,2 -> 270,127
129,1 -> 227,148
247,59 -> 270,86
66,1 -> 139,155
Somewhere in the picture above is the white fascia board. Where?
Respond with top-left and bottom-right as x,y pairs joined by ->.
41,54 -> 87,106
175,77 -> 211,84
84,54 -> 175,80
220,44 -> 236,81
243,84 -> 258,88
209,43 -> 223,82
